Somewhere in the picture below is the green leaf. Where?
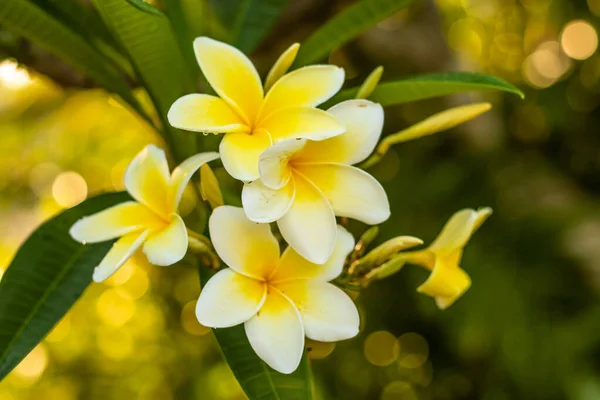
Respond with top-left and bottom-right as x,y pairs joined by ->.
211,0 -> 289,54
199,269 -> 313,400
294,0 -> 413,66
0,192 -> 129,381
325,72 -> 525,107
0,0 -> 145,118
91,0 -> 197,162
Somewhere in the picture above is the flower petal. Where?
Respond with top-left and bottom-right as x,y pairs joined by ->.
276,280 -> 359,342
242,179 -> 295,223
92,230 -> 149,282
259,107 -> 344,142
295,163 -> 390,225
125,145 -> 171,217
277,173 -> 337,264
294,100 -> 384,165
196,268 -> 266,328
170,152 -> 220,210
167,94 -> 248,133
69,201 -> 162,244
209,206 -> 280,279
270,225 -> 354,282
259,138 -> 306,190
143,214 -> 187,266
244,288 -> 304,374
428,209 -> 479,253
264,43 -> 300,92
194,37 -> 263,124
219,130 -> 272,182
417,257 -> 471,310
259,65 -> 344,122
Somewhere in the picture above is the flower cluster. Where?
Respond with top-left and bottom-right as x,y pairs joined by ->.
70,38 -> 491,374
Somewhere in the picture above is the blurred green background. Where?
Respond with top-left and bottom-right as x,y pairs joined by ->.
1,0 -> 600,399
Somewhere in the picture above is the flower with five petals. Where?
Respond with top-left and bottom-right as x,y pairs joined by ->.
196,206 -> 360,374
242,99 -> 391,264
168,38 -> 345,182
70,145 -> 219,282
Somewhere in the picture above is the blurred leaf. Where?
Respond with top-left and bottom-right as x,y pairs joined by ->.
199,269 -> 313,400
294,0 -> 413,66
0,192 -> 129,381
327,72 -> 525,106
92,0 -> 197,162
211,0 -> 289,54
0,0 -> 146,118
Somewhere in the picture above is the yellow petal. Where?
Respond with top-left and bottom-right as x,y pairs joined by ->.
416,257 -> 471,310
193,37 -> 263,124
124,145 -> 171,217
92,230 -> 149,282
428,209 -> 479,253
219,130 -> 272,181
170,152 -> 220,210
200,164 -> 224,209
259,138 -> 306,190
294,100 -> 384,165
295,163 -> 390,225
242,179 -> 295,223
196,268 -> 266,328
270,225 -> 354,283
167,94 -> 248,133
355,66 -> 383,99
473,207 -> 493,231
69,201 -> 162,244
259,65 -> 344,122
264,43 -> 300,92
275,280 -> 359,342
209,206 -> 280,279
259,107 -> 344,142
277,172 -> 337,264
143,214 -> 187,266
244,288 -> 304,374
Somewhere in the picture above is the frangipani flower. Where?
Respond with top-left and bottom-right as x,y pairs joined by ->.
196,206 -> 360,374
70,145 -> 219,282
372,207 -> 492,309
242,99 -> 390,264
168,38 -> 345,182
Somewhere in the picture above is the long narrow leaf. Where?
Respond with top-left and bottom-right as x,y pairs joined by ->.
0,0 -> 145,119
325,72 -> 524,107
0,192 -> 129,381
295,0 -> 413,66
92,0 -> 197,161
199,269 -> 313,400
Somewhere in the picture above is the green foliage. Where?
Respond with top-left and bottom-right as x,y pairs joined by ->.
0,0 -> 145,119
294,0 -> 413,66
326,72 -> 524,107
0,192 -> 129,381
92,0 -> 197,162
210,0 -> 289,54
199,269 -> 313,400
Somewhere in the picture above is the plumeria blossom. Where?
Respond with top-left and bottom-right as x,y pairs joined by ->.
168,38 -> 346,182
70,145 -> 219,282
196,206 -> 360,374
242,99 -> 390,264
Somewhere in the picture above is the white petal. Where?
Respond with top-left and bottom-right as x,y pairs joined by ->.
276,280 -> 359,342
242,179 -> 295,224
196,269 -> 266,328
124,145 -> 171,217
259,138 -> 305,190
270,225 -> 354,282
92,230 -> 149,282
143,214 -> 188,266
277,173 -> 337,264
209,206 -> 280,279
244,289 -> 304,374
169,152 -> 220,210
295,163 -> 390,225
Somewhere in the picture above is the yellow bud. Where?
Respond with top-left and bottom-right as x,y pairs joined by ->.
264,43 -> 301,92
352,236 -> 423,277
200,164 -> 224,209
356,66 -> 384,99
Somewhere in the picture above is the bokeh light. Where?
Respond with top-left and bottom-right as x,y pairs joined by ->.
51,171 -> 87,208
364,331 -> 401,366
0,60 -> 32,89
561,20 -> 598,60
